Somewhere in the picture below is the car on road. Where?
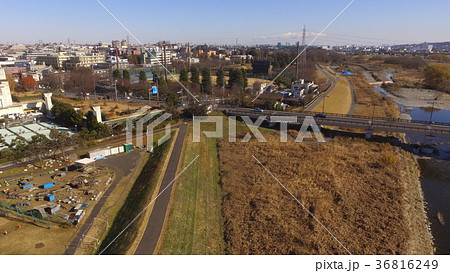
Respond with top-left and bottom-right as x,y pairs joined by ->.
254,107 -> 264,112
314,113 -> 327,118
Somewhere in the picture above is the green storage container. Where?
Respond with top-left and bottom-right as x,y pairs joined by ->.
123,143 -> 133,152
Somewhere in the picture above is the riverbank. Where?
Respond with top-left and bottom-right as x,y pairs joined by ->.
397,144 -> 435,254
384,87 -> 450,110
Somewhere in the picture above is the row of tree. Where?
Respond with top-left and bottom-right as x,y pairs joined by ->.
178,67 -> 249,93
0,129 -> 74,164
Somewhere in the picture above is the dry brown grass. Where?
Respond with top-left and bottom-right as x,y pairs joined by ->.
218,135 -> 417,255
57,97 -> 145,120
312,77 -> 352,115
392,69 -> 424,88
0,216 -> 76,254
350,75 -> 400,119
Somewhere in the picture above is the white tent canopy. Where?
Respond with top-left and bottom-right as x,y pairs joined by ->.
74,158 -> 95,166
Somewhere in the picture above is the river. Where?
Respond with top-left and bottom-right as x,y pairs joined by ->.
368,72 -> 450,254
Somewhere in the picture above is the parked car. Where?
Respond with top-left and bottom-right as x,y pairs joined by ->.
314,113 -> 327,118
254,107 -> 264,112
51,172 -> 67,179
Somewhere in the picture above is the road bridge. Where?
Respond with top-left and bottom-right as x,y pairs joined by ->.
224,108 -> 450,138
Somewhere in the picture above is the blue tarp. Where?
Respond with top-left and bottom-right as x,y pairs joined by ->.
45,194 -> 55,201
42,183 -> 54,189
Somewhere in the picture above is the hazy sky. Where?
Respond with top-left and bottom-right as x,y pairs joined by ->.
1,0 -> 449,46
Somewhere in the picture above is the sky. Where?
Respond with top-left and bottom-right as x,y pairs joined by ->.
1,0 -> 450,46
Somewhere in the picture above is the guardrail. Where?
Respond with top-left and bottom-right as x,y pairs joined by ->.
223,108 -> 450,127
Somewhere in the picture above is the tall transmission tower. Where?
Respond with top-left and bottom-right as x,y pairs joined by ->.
187,43 -> 191,72
295,41 -> 300,80
301,25 -> 307,69
163,41 -> 168,82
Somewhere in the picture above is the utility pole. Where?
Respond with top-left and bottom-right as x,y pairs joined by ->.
115,47 -> 120,70
295,41 -> 300,81
163,41 -> 168,82
429,100 -> 436,124
187,43 -> 191,72
301,25 -> 307,69
322,97 -> 325,113
156,80 -> 160,106
114,79 -> 118,101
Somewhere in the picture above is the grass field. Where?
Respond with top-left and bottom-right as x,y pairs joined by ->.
156,123 -> 225,254
312,76 -> 352,115
156,114 -> 271,254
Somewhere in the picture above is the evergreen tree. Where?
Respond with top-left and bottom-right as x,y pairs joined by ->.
179,68 -> 189,82
139,70 -> 147,82
122,70 -> 130,80
190,67 -> 200,84
229,68 -> 244,89
113,69 -> 122,79
216,67 -> 224,87
241,68 -> 248,89
201,67 -> 212,94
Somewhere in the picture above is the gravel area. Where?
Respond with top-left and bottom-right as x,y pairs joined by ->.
386,88 -> 450,110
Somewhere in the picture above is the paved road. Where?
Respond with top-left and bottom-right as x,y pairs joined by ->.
346,77 -> 356,116
305,65 -> 337,112
134,122 -> 188,255
64,150 -> 145,255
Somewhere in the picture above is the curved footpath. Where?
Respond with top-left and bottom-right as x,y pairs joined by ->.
134,122 -> 188,255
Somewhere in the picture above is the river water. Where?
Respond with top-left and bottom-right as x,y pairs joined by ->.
369,73 -> 450,254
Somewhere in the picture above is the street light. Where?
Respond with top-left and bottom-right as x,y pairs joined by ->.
322,95 -> 329,113
429,99 -> 436,124
371,104 -> 376,123
114,79 -> 118,101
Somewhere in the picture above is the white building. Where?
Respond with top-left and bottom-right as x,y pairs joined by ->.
253,82 -> 267,95
0,67 -> 24,117
0,68 -> 13,108
291,79 -> 317,98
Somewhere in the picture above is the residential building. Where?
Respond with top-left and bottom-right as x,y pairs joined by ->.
36,53 -> 71,69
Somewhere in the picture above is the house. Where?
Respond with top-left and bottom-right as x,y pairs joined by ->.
253,82 -> 267,95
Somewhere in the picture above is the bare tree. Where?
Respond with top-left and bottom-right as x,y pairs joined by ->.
65,67 -> 98,100
41,73 -> 63,91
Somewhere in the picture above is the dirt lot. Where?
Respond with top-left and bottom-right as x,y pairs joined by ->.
0,158 -> 114,254
0,215 -> 76,254
218,134 -> 433,255
57,97 -> 145,120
